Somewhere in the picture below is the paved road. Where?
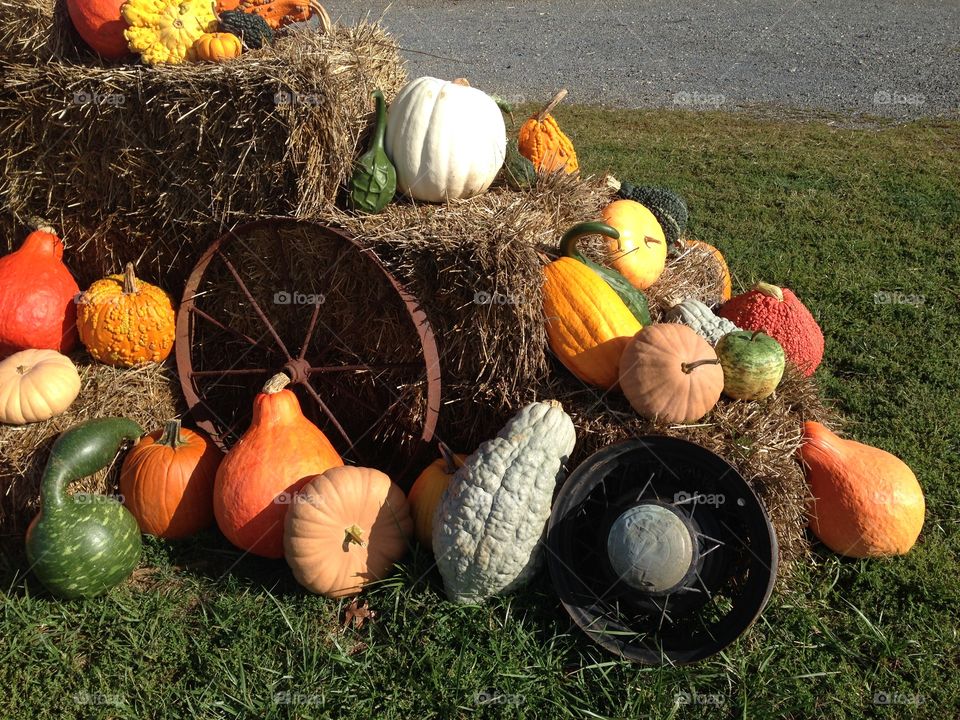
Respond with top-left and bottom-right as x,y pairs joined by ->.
325,0 -> 959,118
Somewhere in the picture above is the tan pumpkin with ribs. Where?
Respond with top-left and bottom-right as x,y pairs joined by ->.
619,324 -> 724,423
284,465 -> 413,597
0,349 -> 81,425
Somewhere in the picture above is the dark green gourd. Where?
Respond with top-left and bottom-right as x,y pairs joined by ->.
560,222 -> 653,326
349,89 -> 397,214
25,417 -> 145,599
219,10 -> 274,49
503,139 -> 537,190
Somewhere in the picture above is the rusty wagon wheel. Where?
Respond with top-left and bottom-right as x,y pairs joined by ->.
175,218 -> 442,484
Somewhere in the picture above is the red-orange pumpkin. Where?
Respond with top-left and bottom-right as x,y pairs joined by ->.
0,227 -> 80,358
120,419 -> 223,539
407,443 -> 467,551
66,0 -> 130,59
214,373 -> 343,558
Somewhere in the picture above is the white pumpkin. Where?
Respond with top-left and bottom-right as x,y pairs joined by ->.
0,349 -> 81,425
385,77 -> 506,202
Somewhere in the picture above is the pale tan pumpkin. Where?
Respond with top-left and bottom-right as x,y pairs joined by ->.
0,349 -> 81,425
284,465 -> 412,598
619,324 -> 724,423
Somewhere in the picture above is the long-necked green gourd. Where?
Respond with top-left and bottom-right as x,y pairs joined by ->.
349,89 -> 397,214
560,222 -> 653,326
25,417 -> 145,598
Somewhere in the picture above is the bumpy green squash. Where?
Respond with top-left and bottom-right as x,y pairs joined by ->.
665,298 -> 739,345
433,401 -> 576,603
560,222 -> 653,326
25,417 -> 144,598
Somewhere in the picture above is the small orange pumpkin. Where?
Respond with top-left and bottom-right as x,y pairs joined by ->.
120,419 -> 224,539
619,324 -> 723,423
799,421 -> 925,557
407,442 -> 467,551
284,465 -> 413,597
192,31 -> 243,61
214,373 -> 343,558
517,89 -> 578,174
76,263 -> 176,367
602,200 -> 667,290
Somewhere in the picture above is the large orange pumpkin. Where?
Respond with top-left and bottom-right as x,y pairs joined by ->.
601,200 -> 667,290
619,324 -> 723,423
799,421 -> 925,557
76,263 -> 176,367
406,443 -> 467,551
66,0 -> 130,59
214,373 -> 343,558
120,419 -> 223,539
284,465 -> 413,597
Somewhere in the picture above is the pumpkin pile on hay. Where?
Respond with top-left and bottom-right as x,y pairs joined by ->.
0,0 -> 405,290
0,360 -> 183,537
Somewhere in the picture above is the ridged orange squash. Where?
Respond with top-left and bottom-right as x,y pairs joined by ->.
799,421 -> 925,557
120,419 -> 223,539
601,200 -> 667,290
406,443 -> 467,551
214,373 -> 343,558
518,90 -> 578,174
543,224 -> 643,390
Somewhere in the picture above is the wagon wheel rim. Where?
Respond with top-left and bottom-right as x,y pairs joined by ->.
174,217 -> 442,480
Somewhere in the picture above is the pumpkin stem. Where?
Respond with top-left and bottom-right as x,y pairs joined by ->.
344,524 -> 366,546
123,263 -> 139,294
536,89 -> 568,122
643,235 -> 662,248
262,373 -> 292,394
452,77 -> 471,86
438,441 -> 460,474
681,358 -> 721,374
750,330 -> 762,341
753,282 -> 784,302
558,221 -> 620,262
156,418 -> 189,448
27,216 -> 56,235
15,365 -> 27,375
604,175 -> 622,192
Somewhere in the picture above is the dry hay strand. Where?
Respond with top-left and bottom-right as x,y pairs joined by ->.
0,360 -> 184,536
645,240 -> 730,314
0,9 -> 406,293
0,0 -> 79,64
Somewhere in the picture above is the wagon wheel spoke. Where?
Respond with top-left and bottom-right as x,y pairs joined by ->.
189,368 -> 273,378
308,362 -> 421,374
297,299 -> 324,361
297,379 -> 356,453
188,306 -> 281,357
218,251 -> 294,361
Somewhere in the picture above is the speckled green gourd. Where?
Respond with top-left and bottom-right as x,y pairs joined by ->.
560,222 -> 653,326
219,10 -> 274,49
503,139 -> 537,190
349,89 -> 397,214
25,417 -> 145,599
715,330 -> 786,400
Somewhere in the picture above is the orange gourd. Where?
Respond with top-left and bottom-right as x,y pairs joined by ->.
284,465 -> 413,597
120,419 -> 223,539
192,32 -> 243,61
619,324 -> 724,423
682,238 -> 732,301
214,373 -> 343,558
76,263 -> 176,367
601,200 -> 667,290
517,89 -> 579,174
543,235 -> 643,390
407,443 -> 467,550
214,0 -> 329,30
798,421 -> 925,557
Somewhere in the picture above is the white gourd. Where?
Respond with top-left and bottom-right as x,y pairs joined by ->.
432,400 -> 576,603
0,349 -> 81,425
665,299 -> 740,346
385,77 -> 506,202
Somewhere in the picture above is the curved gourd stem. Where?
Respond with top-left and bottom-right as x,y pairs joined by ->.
558,221 -> 620,262
438,441 -> 460,474
156,419 -> 188,448
753,282 -> 784,301
40,418 -> 145,511
262,373 -> 292,394
681,358 -> 721,374
370,89 -> 388,152
536,89 -> 568,122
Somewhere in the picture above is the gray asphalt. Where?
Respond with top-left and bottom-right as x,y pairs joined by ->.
324,0 -> 959,118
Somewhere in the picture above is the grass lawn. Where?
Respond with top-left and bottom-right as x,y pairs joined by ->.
2,110 -> 958,719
